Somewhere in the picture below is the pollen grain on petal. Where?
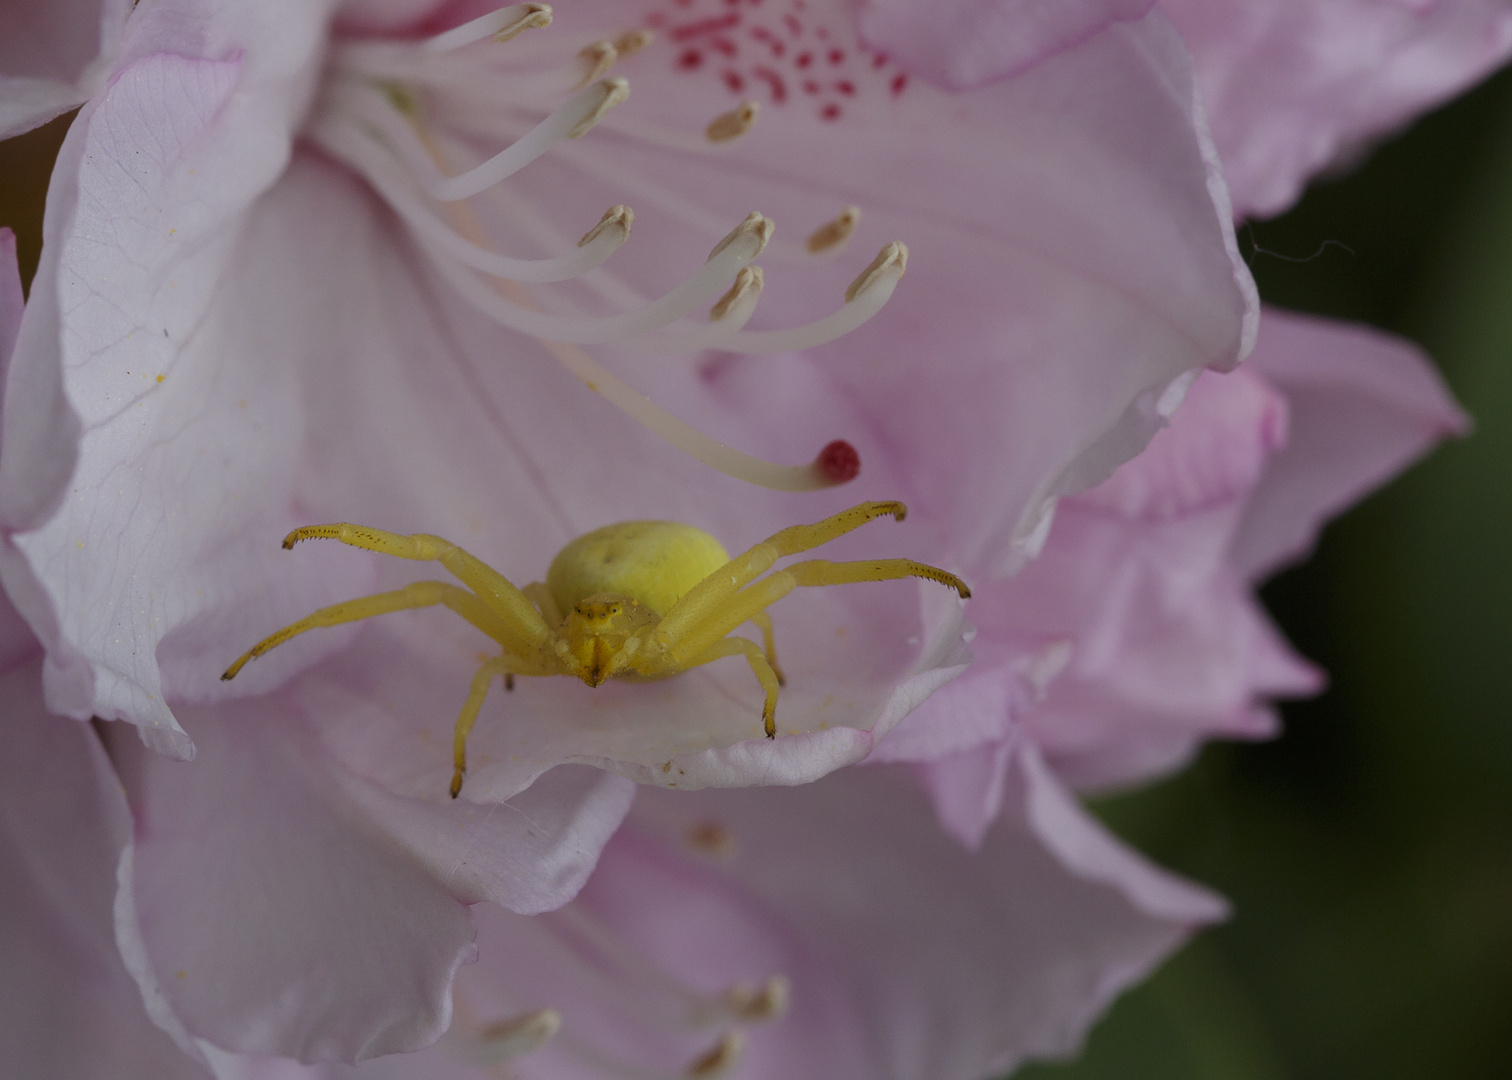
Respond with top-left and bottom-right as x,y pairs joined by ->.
706,101 -> 760,143
806,205 -> 860,254
846,241 -> 907,302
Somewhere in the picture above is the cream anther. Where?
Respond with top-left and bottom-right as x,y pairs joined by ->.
472,1007 -> 562,1063
846,241 -> 908,302
709,212 -> 774,262
724,976 -> 790,1022
576,39 -> 620,87
806,206 -> 860,254
710,267 -> 763,320
580,204 -> 634,247
686,1032 -> 745,1079
421,4 -> 552,54
615,28 -> 655,56
706,102 -> 760,144
569,77 -> 630,139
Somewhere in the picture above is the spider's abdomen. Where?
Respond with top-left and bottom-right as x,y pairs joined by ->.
548,521 -> 731,618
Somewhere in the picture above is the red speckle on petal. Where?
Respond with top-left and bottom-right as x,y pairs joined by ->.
820,102 -> 841,120
827,48 -> 844,64
723,69 -> 745,91
891,72 -> 908,95
678,48 -> 704,69
835,80 -> 854,95
795,50 -> 812,68
817,441 -> 861,483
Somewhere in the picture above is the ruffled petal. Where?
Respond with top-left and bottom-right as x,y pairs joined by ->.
0,0 -> 132,138
1164,0 -> 1512,218
107,699 -> 477,1062
534,1 -> 1257,573
0,654 -> 209,1079
1233,308 -> 1469,578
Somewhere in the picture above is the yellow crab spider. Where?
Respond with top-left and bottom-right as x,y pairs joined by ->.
221,501 -> 970,798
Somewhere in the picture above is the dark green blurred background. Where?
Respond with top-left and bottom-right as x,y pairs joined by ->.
4,55 -> 1510,1080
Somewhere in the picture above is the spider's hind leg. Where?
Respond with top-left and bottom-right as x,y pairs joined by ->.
221,581 -> 514,680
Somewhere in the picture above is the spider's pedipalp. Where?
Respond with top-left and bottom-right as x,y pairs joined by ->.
221,580 -> 511,681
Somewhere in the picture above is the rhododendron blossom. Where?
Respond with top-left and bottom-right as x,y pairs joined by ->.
0,0 -> 1487,1076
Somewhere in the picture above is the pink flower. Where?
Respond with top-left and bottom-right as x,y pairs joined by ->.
0,0 -> 1259,1067
0,2 -> 1473,1078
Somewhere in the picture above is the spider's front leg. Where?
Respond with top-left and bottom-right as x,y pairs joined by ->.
655,501 -> 908,646
282,523 -> 553,657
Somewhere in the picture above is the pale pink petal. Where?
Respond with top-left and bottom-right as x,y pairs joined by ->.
858,0 -> 1155,89
535,1 -> 1257,573
567,757 -> 1223,1079
106,698 -> 478,1061
1,0 -> 343,753
0,0 -> 132,137
1233,308 -> 1469,578
1163,0 -> 1512,218
0,655 -> 209,1079
103,665 -> 645,1061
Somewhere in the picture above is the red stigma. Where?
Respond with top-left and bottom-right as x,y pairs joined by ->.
817,440 -> 861,483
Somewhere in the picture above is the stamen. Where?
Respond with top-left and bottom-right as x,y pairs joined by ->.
426,212 -> 770,342
695,242 -> 908,353
421,4 -> 553,55
568,77 -> 631,139
709,211 -> 774,261
471,1008 -> 562,1063
686,1032 -> 745,1079
426,78 -> 629,201
845,240 -> 908,302
706,102 -> 759,144
724,977 -> 790,1022
806,206 -> 860,254
615,28 -> 655,57
576,39 -> 620,87
580,204 -> 634,247
312,119 -> 632,283
709,266 -> 763,321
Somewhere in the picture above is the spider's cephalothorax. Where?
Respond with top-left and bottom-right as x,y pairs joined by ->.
222,502 -> 969,797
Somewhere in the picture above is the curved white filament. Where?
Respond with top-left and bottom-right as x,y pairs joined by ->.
313,119 -> 628,283
425,220 -> 766,343
426,78 -> 628,202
